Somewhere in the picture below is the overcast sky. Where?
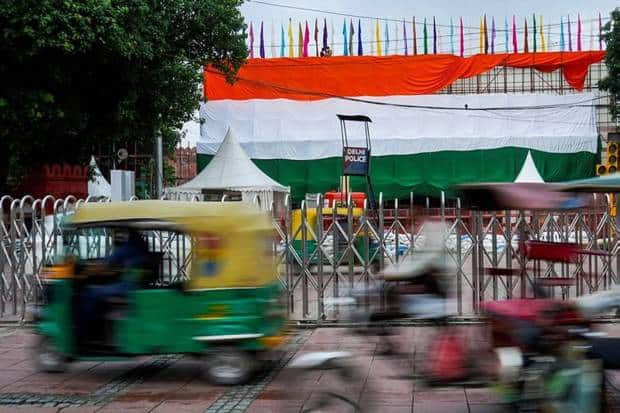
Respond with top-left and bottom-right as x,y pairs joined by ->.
181,0 -> 618,146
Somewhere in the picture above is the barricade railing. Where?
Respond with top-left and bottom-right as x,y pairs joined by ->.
0,193 -> 617,321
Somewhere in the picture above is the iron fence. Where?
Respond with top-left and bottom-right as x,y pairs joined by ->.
1,194 -> 617,322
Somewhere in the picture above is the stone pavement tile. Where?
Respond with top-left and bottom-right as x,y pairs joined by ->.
270,367 -> 322,384
364,378 -> 414,394
256,387 -> 312,401
247,399 -> 303,413
58,377 -> 107,394
115,385 -> 195,404
56,407 -> 100,413
152,382 -> 225,402
362,404 -> 412,413
0,368 -> 36,388
414,388 -> 467,403
150,400 -> 213,413
466,388 -> 503,404
96,400 -> 162,412
361,403 -> 413,413
8,359 -> 41,373
367,361 -> 412,378
359,390 -> 413,405
413,401 -> 469,413
1,374 -> 71,394
468,404 -> 507,413
0,355 -> 29,367
0,407 -> 58,413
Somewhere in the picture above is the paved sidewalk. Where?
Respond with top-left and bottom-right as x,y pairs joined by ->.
0,325 -> 619,412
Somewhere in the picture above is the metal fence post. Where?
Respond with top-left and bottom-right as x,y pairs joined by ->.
347,193 -> 354,291
456,198 -> 463,315
316,195 -> 324,321
301,200 -> 309,317
471,209 -> 480,313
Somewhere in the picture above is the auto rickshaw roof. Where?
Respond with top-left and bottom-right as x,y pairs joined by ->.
70,201 -> 273,231
454,182 -> 587,210
558,173 -> 620,193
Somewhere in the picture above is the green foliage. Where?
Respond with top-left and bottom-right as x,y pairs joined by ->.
599,7 -> 620,121
0,0 -> 248,192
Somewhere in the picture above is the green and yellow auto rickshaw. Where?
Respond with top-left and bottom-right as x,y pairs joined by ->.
33,201 -> 287,385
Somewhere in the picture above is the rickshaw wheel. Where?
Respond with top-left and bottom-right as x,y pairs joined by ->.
204,347 -> 255,385
33,335 -> 67,373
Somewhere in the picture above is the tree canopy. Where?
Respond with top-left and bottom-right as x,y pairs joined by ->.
0,0 -> 247,193
599,7 -> 620,121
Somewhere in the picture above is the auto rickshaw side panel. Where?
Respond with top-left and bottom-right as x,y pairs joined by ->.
114,282 -> 286,354
36,279 -> 76,355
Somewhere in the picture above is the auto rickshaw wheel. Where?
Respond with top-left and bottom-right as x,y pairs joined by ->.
33,335 -> 67,373
204,347 -> 255,385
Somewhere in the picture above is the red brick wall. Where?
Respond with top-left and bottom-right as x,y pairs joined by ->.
170,147 -> 197,185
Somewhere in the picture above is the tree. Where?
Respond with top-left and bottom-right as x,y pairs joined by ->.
0,0 -> 247,193
599,7 -> 620,121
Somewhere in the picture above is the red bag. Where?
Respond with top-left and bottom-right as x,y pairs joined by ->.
426,330 -> 469,382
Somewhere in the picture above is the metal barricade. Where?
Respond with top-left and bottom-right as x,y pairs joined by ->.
1,193 -> 618,322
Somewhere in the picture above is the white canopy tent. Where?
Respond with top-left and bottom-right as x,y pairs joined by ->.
87,156 -> 111,198
165,127 -> 289,211
514,151 -> 545,183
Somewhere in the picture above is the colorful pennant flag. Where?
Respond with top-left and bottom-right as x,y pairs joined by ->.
491,17 -> 496,54
376,20 -> 382,56
599,12 -> 603,50
540,15 -> 545,52
260,21 -> 265,58
297,22 -> 303,57
483,15 -> 488,54
577,14 -> 582,51
350,19 -> 355,56
547,20 -> 551,52
403,19 -> 408,55
450,18 -> 454,55
512,15 -> 518,53
288,19 -> 293,57
504,17 -> 509,53
524,17 -> 529,53
303,21 -> 309,57
322,18 -> 328,51
560,16 -> 565,51
459,17 -> 464,57
385,21 -> 389,55
342,20 -> 348,56
532,14 -> 537,52
370,20 -> 375,55
433,17 -> 437,54
314,19 -> 318,56
249,22 -> 254,58
394,21 -> 399,54
589,14 -> 594,51
280,24 -> 285,57
479,17 -> 483,54
271,21 -> 275,57
423,18 -> 428,54
568,15 -> 573,51
357,19 -> 362,55
413,17 -> 418,55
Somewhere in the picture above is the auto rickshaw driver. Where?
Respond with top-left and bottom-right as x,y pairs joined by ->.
77,228 -> 150,346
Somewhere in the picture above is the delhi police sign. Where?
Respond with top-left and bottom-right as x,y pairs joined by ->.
343,146 -> 370,176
